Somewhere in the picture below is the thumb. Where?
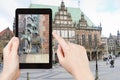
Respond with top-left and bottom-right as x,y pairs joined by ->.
11,37 -> 19,55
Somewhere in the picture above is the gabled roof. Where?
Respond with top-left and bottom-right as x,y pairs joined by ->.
109,34 -> 117,40
0,27 -> 13,36
30,4 -> 95,26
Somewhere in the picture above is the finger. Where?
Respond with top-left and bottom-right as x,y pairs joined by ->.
57,45 -> 64,62
3,37 -> 15,53
11,37 -> 19,55
16,70 -> 20,78
13,70 -> 20,80
52,32 -> 67,49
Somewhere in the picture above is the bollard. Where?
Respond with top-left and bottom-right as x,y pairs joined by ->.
27,72 -> 29,80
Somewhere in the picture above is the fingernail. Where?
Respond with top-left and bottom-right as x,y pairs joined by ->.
53,31 -> 57,35
14,37 -> 18,42
52,31 -> 55,34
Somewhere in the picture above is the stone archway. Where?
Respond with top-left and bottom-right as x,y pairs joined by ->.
98,51 -> 103,59
87,51 -> 90,61
118,52 -> 120,56
92,51 -> 96,60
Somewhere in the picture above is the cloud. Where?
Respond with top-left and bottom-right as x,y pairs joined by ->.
31,0 -> 78,7
0,17 -> 11,31
100,11 -> 120,36
79,0 -> 120,37
0,0 -> 30,31
0,0 -> 18,16
0,0 -> 18,32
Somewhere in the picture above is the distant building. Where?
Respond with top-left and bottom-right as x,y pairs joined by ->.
108,30 -> 120,56
0,27 -> 14,62
101,37 -> 109,56
30,1 -> 102,60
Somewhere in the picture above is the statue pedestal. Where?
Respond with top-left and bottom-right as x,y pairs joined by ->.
20,54 -> 49,63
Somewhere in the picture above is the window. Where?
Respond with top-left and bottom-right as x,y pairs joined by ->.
68,21 -> 71,24
69,31 -> 75,37
64,11 -> 67,15
55,30 -> 60,36
69,31 -> 72,37
60,11 -> 63,15
88,34 -> 92,46
64,21 -> 67,24
64,16 -> 67,20
60,16 -> 64,19
80,22 -> 86,27
60,30 -> 68,38
61,21 -> 63,24
82,34 -> 86,46
55,21 -> 60,24
94,34 -> 97,47
56,16 -> 59,19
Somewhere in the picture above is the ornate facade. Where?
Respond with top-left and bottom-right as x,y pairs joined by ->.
52,1 -> 102,60
30,1 -> 103,60
53,1 -> 75,42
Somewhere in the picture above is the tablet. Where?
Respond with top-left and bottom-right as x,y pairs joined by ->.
15,8 -> 52,69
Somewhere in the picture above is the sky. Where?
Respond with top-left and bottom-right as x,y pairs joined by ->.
0,0 -> 120,37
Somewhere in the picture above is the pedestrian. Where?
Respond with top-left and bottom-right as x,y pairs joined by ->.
106,57 -> 109,65
110,59 -> 114,68
110,55 -> 115,68
109,55 -> 112,60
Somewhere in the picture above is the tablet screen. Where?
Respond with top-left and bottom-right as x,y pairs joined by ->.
18,14 -> 49,63
15,9 -> 52,68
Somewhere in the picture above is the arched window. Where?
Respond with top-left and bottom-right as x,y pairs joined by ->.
88,34 -> 92,46
82,34 -> 86,46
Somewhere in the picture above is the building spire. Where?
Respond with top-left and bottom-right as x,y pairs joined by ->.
117,30 -> 120,36
100,22 -> 102,27
61,0 -> 65,10
109,33 -> 112,37
81,12 -> 85,20
78,0 -> 80,8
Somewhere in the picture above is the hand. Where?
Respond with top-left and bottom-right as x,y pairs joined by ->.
52,32 -> 94,80
0,37 -> 20,80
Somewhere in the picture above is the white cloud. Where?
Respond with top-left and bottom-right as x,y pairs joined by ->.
31,0 -> 78,7
98,12 -> 120,36
0,17 -> 11,31
0,0 -> 18,31
0,0 -> 30,32
0,0 -> 18,16
79,0 -> 120,37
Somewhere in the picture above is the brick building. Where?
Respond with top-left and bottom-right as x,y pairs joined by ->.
0,27 -> 14,62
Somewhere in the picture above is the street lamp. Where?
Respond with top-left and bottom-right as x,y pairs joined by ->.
95,47 -> 99,80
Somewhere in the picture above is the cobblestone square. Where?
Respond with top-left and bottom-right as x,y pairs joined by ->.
15,57 -> 120,80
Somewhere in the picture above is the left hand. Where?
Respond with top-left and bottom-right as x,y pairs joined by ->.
0,37 -> 20,80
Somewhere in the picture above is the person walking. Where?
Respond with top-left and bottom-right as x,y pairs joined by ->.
109,55 -> 115,68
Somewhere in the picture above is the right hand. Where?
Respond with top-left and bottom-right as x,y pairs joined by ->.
52,32 -> 94,80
